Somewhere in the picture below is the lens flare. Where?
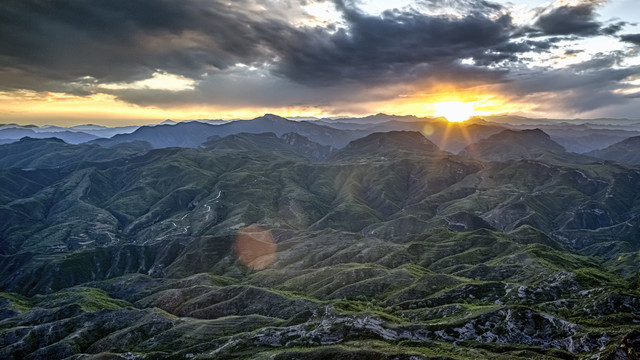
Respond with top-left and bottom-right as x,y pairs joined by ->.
234,224 -> 276,270
422,123 -> 435,136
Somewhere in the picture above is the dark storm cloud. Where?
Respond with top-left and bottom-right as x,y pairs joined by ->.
0,0 -> 637,118
274,0 -> 533,85
0,0 -> 293,91
534,3 -> 602,36
0,0 -> 536,94
620,34 -> 640,45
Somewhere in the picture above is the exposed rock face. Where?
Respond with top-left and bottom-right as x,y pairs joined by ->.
281,132 -> 333,160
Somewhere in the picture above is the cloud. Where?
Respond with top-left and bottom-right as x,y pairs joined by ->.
273,3 -> 521,86
498,52 -> 640,115
99,71 -> 196,91
0,0 -> 638,119
0,0 -> 293,90
601,21 -> 627,35
0,0 -> 532,106
534,3 -> 602,36
0,0 -> 534,90
620,34 -> 640,46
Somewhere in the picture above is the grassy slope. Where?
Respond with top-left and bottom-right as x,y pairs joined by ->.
0,134 -> 639,359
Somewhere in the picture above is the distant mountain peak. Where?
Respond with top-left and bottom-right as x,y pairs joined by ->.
360,130 -> 434,143
366,113 -> 419,121
615,134 -> 640,145
484,128 -> 560,146
19,136 -> 66,143
586,135 -> 640,164
460,128 -> 565,161
333,131 -> 439,160
260,113 -> 289,121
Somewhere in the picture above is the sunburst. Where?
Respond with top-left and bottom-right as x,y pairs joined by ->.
434,102 -> 475,123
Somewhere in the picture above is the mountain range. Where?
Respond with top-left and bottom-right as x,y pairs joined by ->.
4,113 -> 640,156
1,115 -> 640,359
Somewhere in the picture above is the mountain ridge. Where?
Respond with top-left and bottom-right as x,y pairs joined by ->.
331,130 -> 440,160
459,128 -> 567,161
92,114 -> 368,149
587,135 -> 640,164
1,123 -> 640,358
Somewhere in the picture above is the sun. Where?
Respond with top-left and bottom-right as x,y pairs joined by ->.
434,102 -> 475,123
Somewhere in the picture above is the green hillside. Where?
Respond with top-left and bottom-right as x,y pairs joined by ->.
0,133 -> 639,359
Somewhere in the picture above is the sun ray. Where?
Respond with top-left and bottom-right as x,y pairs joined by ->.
438,119 -> 454,152
458,121 -> 477,156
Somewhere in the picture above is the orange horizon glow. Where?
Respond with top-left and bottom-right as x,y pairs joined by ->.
363,83 -> 530,120
0,90 -> 336,126
0,86 -> 529,127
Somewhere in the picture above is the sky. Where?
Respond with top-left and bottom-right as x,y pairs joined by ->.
0,0 -> 639,126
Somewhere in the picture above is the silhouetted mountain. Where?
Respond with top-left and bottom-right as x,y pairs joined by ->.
0,128 -> 100,144
92,120 -> 217,148
424,121 -> 506,153
505,124 -> 640,153
93,114 -> 366,148
326,113 -> 424,124
551,133 -> 633,153
71,125 -> 140,138
317,118 -> 506,152
313,120 -> 380,130
586,135 -> 640,164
